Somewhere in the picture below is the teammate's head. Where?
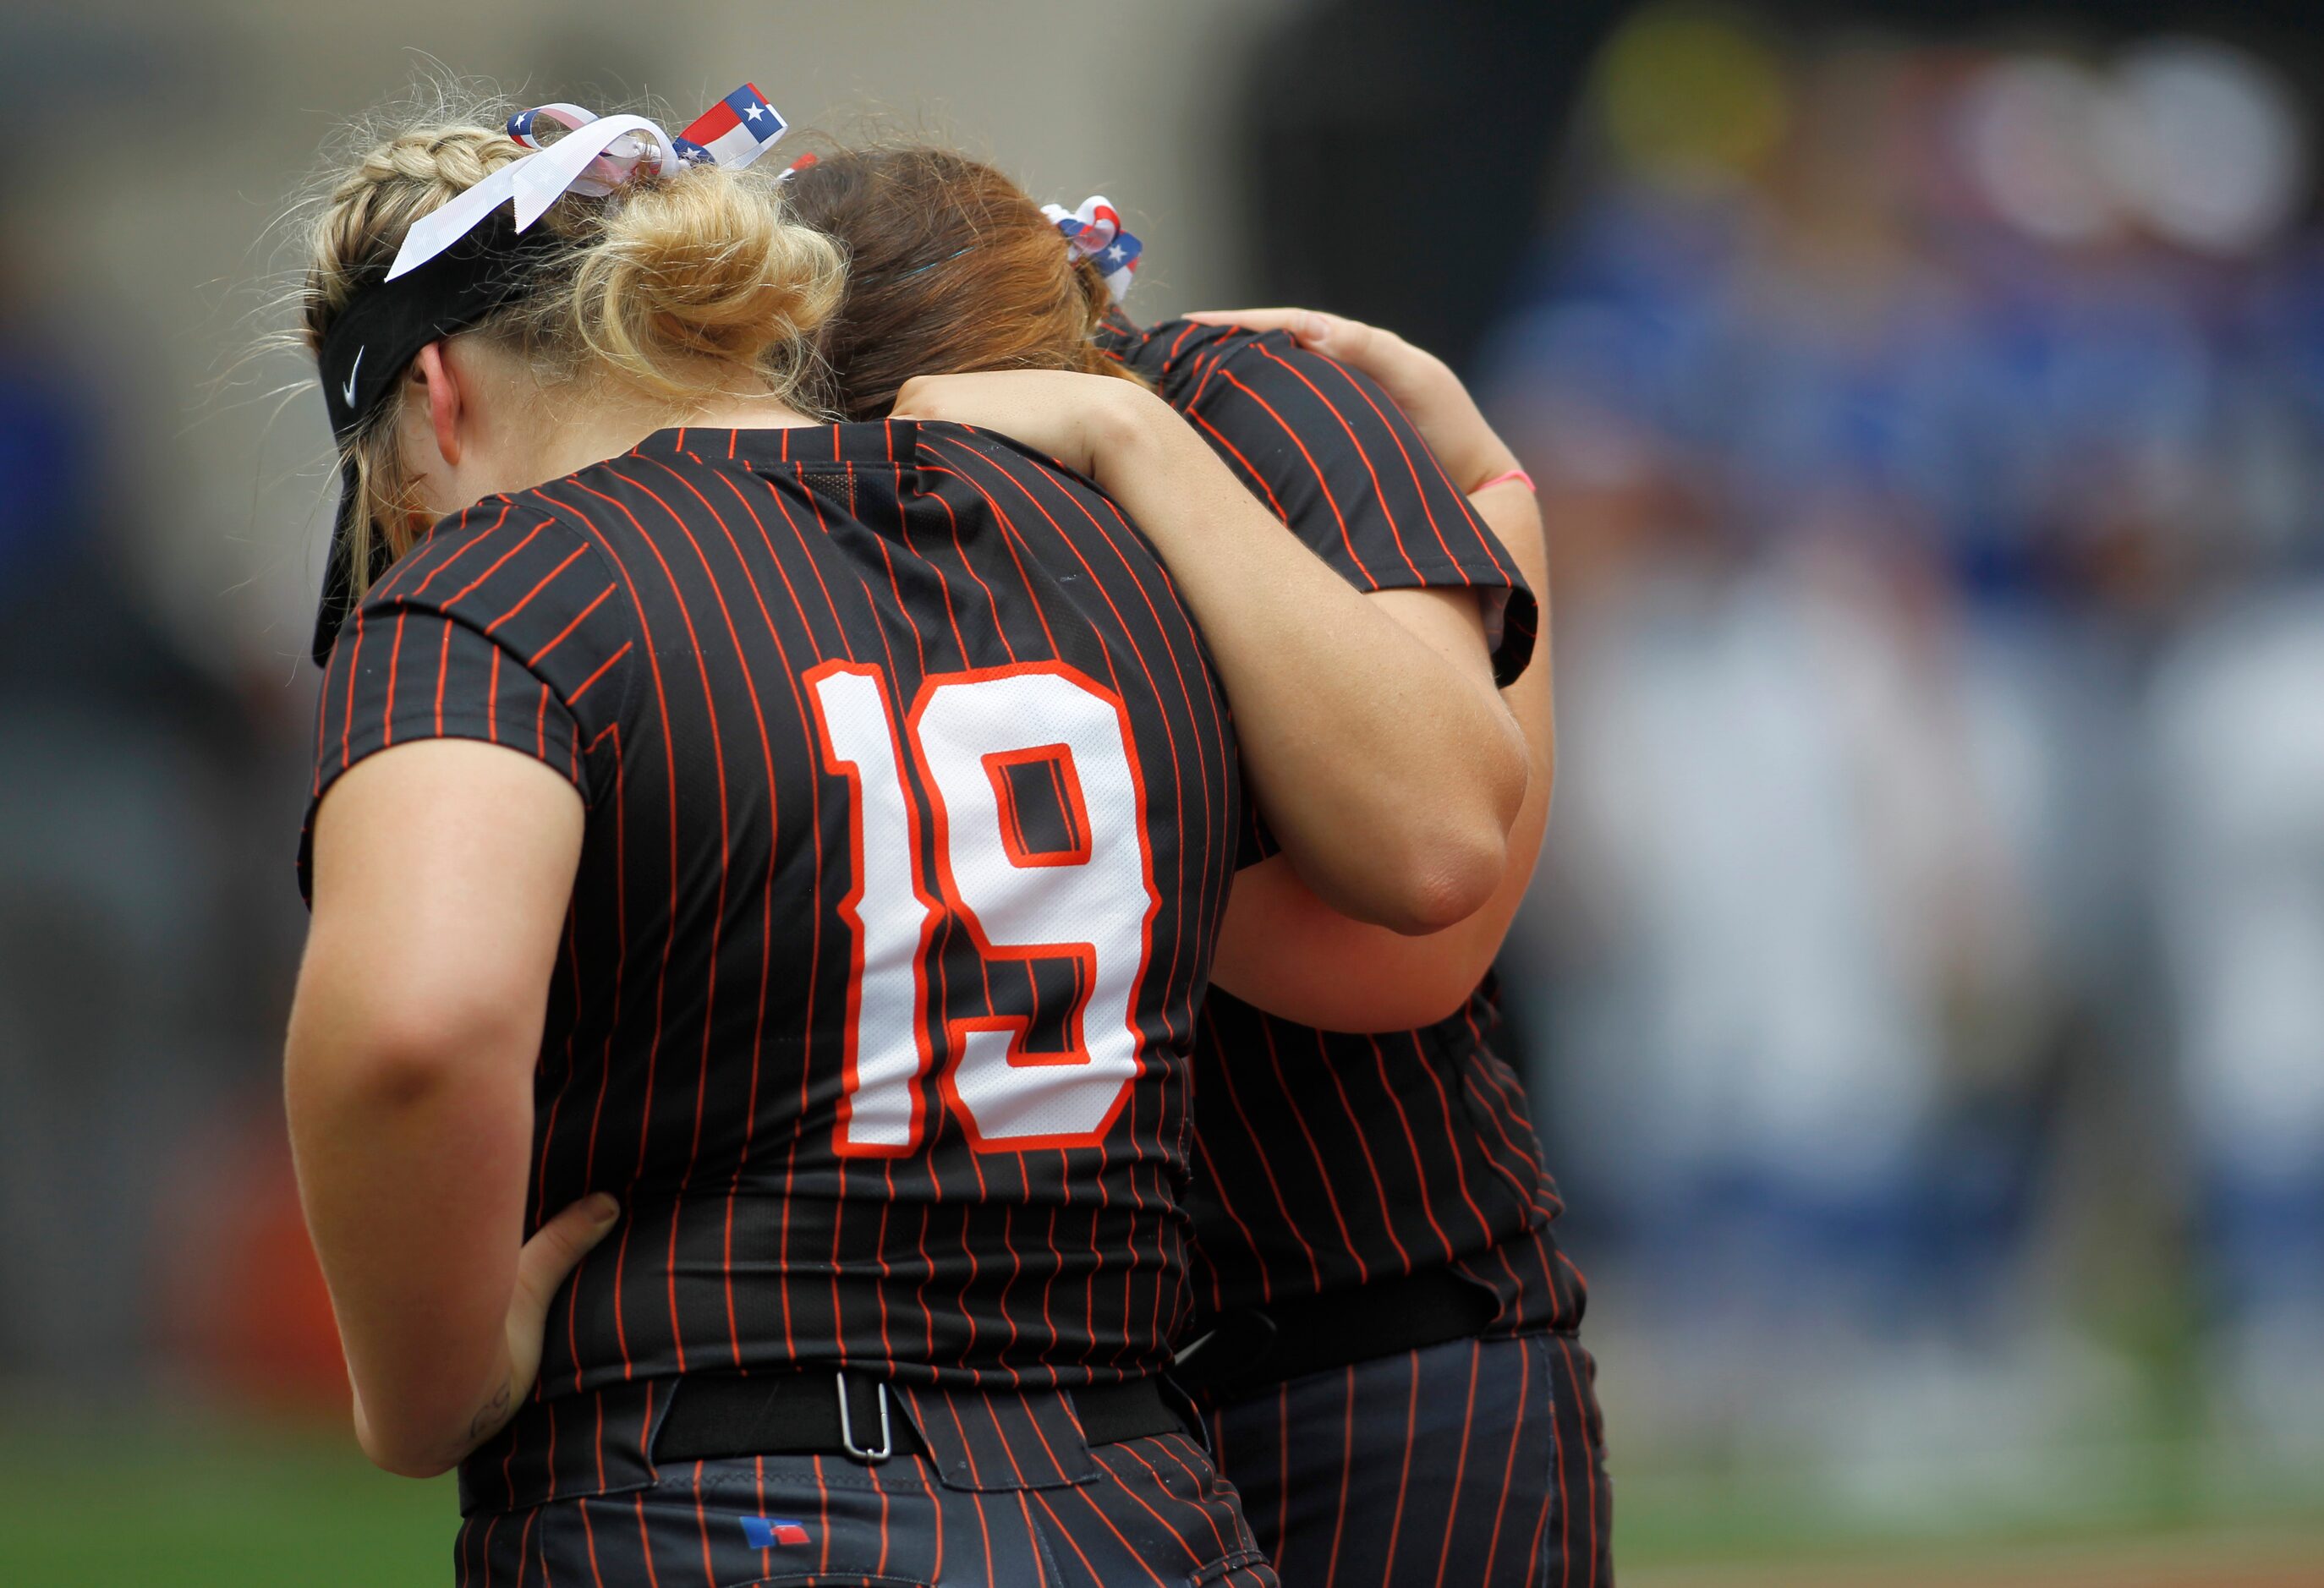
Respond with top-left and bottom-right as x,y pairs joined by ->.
298,96 -> 846,622
782,145 -> 1142,421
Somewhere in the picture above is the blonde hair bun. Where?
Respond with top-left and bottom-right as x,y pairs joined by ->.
297,91 -> 847,603
575,163 -> 845,398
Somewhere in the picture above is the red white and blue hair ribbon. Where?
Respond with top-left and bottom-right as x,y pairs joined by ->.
1041,196 -> 1142,302
385,85 -> 789,282
504,102 -> 648,194
507,102 -> 596,151
673,84 -> 787,169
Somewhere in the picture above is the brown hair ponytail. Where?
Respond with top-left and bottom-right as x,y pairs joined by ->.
782,146 -> 1144,421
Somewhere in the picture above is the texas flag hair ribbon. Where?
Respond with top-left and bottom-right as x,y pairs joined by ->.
675,84 -> 787,169
385,86 -> 787,282
1041,196 -> 1142,302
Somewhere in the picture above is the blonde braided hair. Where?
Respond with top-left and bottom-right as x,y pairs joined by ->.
298,97 -> 845,600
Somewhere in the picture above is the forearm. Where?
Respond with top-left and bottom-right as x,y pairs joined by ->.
1361,483 -> 1551,994
1214,734 -> 1547,1029
1210,856 -> 1487,1028
1093,403 -> 1528,931
1212,482 -> 1554,1029
284,968 -> 535,1476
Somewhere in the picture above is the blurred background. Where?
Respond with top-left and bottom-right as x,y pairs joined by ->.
2,0 -> 2320,1582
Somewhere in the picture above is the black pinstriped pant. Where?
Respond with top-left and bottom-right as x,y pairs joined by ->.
1208,1333 -> 1612,1588
454,1427 -> 1276,1587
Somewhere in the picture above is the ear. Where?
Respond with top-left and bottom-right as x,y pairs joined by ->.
411,342 -> 463,468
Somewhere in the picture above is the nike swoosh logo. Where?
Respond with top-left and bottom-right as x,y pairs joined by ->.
341,346 -> 364,408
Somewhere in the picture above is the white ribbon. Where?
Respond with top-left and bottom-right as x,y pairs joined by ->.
385,112 -> 687,282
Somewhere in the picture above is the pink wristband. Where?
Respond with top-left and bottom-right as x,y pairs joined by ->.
1472,467 -> 1536,495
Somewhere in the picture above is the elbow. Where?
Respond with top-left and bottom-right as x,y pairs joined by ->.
289,1020 -> 469,1121
1374,824 -> 1508,937
357,1405 -> 472,1479
362,1435 -> 460,1481
1405,841 -> 1508,936
1390,744 -> 1527,935
352,1384 -> 477,1480
1355,731 -> 1528,935
288,985 -> 528,1120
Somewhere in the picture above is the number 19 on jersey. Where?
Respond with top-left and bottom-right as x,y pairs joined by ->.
807,661 -> 1158,1156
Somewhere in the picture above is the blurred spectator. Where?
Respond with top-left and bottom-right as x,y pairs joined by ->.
0,234 -> 282,1405
1483,3 -> 2324,1469
2150,590 -> 2324,1458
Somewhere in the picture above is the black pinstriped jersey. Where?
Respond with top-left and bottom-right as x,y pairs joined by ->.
1104,317 -> 1586,1335
304,419 -> 1253,1409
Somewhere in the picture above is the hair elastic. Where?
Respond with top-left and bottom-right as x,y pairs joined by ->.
1472,467 -> 1536,495
1041,196 -> 1143,302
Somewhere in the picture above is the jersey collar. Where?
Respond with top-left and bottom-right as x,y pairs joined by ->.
636,419 -> 923,470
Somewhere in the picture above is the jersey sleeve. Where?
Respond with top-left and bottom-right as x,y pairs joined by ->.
1160,326 -> 1538,686
299,499 -> 637,900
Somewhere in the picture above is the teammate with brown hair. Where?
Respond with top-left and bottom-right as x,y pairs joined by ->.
788,144 -> 1611,1587
792,146 -> 1146,419
282,88 -> 1531,1584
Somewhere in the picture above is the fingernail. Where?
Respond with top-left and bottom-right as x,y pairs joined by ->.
585,1193 -> 620,1226
1296,312 -> 1330,345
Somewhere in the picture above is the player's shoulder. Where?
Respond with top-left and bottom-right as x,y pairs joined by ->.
909,416 -> 1059,459
363,492 -> 582,606
533,446 -> 706,529
369,489 -> 634,666
907,419 -> 1103,501
493,450 -> 737,578
1111,316 -> 1300,393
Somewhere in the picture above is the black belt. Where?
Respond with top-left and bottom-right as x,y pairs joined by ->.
656,1371 -> 1183,1465
1170,1267 -> 1498,1402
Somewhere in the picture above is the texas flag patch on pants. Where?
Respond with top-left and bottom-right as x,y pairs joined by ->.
741,1517 -> 811,1548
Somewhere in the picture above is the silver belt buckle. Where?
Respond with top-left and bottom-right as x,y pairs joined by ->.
836,1372 -> 893,1464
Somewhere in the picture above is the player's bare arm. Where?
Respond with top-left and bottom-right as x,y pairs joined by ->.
893,369 -> 1528,936
1187,307 -> 1558,1030
287,738 -> 611,1476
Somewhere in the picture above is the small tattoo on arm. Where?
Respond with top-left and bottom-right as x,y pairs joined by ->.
465,1383 -> 512,1445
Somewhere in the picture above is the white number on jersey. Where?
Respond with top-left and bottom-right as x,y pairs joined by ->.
808,661 -> 1157,1154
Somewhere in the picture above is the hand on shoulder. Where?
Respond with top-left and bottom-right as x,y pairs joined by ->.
1183,308 -> 1521,494
891,369 -> 1176,480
